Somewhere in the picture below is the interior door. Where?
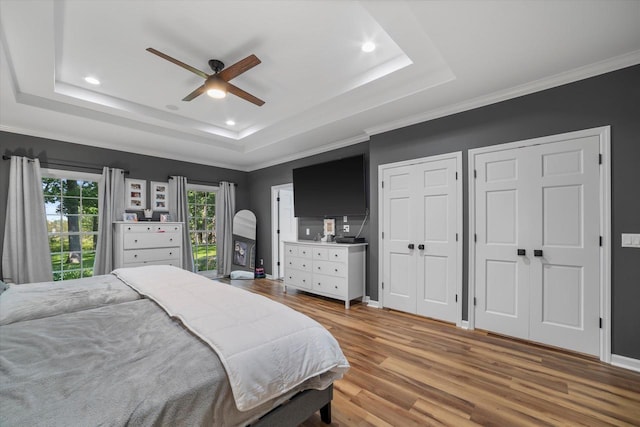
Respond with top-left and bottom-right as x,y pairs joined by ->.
474,149 -> 531,339
415,158 -> 459,323
381,164 -> 416,313
277,187 -> 296,278
528,136 -> 600,355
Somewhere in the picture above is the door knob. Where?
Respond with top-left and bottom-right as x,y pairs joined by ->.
534,249 -> 543,257
418,244 -> 425,250
517,249 -> 526,256
408,243 -> 415,249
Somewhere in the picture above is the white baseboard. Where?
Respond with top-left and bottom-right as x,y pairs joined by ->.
366,299 -> 380,308
611,354 -> 640,373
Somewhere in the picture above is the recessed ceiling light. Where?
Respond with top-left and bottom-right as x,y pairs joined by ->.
84,76 -> 100,85
361,41 -> 376,53
226,119 -> 236,126
166,104 -> 179,111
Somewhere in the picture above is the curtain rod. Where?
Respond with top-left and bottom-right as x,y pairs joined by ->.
3,155 -> 129,174
167,175 -> 237,187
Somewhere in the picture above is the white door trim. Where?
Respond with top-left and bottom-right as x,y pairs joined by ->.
271,183 -> 296,280
378,151 -> 463,326
468,126 -> 611,362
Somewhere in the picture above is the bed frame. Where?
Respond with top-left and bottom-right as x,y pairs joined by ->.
251,385 -> 333,426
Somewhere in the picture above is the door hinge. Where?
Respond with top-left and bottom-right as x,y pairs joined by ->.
474,297 -> 477,306
474,169 -> 477,179
277,197 -> 280,202
382,231 -> 384,239
599,236 -> 603,246
599,317 -> 603,328
455,294 -> 458,303
474,233 -> 477,243
599,154 -> 602,165
382,282 -> 384,290
277,261 -> 280,266
277,229 -> 280,234
456,233 -> 458,242
455,172 -> 458,180
381,181 -> 384,188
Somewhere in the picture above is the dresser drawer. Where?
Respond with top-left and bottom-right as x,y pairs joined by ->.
123,232 -> 180,249
123,247 -> 180,264
312,247 -> 329,260
328,248 -> 347,263
284,245 -> 298,257
313,274 -> 347,297
313,260 -> 346,277
287,256 -> 312,272
121,224 -> 182,234
285,269 -> 312,290
297,246 -> 313,259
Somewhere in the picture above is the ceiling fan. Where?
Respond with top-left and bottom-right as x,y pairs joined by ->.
146,48 -> 265,106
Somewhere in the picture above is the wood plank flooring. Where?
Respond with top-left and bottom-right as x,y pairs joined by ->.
226,278 -> 640,426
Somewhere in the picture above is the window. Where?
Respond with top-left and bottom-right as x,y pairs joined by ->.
187,185 -> 217,274
42,170 -> 101,281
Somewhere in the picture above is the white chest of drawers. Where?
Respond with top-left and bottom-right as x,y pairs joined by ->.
283,241 -> 367,309
113,222 -> 183,269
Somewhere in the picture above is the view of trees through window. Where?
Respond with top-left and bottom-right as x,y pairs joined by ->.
43,177 -> 99,281
188,189 -> 217,273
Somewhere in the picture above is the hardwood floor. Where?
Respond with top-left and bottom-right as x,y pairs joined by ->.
227,278 -> 640,426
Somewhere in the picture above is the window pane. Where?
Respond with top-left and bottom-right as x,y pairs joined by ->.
51,252 -> 63,273
82,235 -> 97,252
82,181 -> 98,197
47,215 -> 62,232
80,216 -> 98,232
82,198 -> 98,214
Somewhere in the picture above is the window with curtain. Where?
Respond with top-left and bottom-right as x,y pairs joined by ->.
42,169 -> 101,281
187,184 -> 218,275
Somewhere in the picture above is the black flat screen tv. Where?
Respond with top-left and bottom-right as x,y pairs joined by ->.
293,155 -> 367,217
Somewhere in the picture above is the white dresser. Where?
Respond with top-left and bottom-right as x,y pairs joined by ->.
283,240 -> 367,309
113,222 -> 183,269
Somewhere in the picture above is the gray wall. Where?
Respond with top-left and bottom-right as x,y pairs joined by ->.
0,131 -> 250,279
247,142 -> 370,277
367,64 -> 640,359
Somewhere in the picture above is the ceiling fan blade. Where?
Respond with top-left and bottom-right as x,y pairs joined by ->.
227,82 -> 265,106
219,54 -> 261,82
182,85 -> 206,101
146,48 -> 209,80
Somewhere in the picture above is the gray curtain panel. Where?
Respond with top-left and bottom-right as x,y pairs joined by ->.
216,181 -> 235,276
93,167 -> 125,275
168,176 -> 195,272
2,156 -> 52,284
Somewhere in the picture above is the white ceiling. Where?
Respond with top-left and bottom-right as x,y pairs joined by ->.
1,0 -> 639,171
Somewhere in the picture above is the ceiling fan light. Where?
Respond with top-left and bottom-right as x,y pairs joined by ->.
207,88 -> 227,99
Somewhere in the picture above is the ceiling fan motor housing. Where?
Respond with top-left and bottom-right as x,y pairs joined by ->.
208,59 -> 225,73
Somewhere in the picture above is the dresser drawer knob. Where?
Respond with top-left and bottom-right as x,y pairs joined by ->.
302,264 -> 306,268
134,239 -> 138,243
335,285 -> 338,289
134,254 -> 137,258
334,254 -> 338,257
169,238 -> 173,242
147,227 -> 151,231
169,252 -> 173,255
334,268 -> 338,272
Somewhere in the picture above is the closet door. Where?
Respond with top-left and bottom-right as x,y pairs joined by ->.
528,136 -> 600,355
474,149 -> 532,339
473,133 -> 602,356
381,164 -> 416,313
380,153 -> 461,323
415,158 -> 459,323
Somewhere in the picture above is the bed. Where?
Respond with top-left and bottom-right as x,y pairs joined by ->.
0,265 -> 349,426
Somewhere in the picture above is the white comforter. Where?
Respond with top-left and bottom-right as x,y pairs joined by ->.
113,265 -> 349,412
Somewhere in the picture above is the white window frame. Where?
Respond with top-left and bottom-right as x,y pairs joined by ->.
187,183 -> 219,277
42,168 -> 102,281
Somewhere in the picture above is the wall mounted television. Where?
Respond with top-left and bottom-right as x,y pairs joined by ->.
293,155 -> 367,217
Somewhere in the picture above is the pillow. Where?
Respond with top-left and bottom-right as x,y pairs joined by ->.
230,270 -> 254,280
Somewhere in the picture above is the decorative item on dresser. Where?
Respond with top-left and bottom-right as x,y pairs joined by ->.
283,240 -> 366,309
113,222 -> 183,269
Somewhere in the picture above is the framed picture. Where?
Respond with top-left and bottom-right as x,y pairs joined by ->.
122,212 -> 138,222
160,213 -> 172,223
125,178 -> 146,210
150,181 -> 169,212
323,218 -> 335,236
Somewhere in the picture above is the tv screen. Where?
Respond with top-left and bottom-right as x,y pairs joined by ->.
293,155 -> 367,217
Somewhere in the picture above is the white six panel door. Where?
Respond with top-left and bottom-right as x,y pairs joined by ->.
474,134 -> 601,355
416,158 -> 458,322
474,149 -> 531,339
381,154 -> 460,323
528,136 -> 600,355
382,164 -> 416,313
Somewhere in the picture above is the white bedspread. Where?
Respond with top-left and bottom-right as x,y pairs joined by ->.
113,265 -> 349,412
